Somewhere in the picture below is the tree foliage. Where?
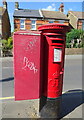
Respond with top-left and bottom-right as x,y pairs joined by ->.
66,29 -> 84,48
1,37 -> 13,51
1,37 -> 13,56
66,29 -> 82,43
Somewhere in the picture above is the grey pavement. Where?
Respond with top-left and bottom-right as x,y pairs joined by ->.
2,99 -> 40,118
0,55 -> 83,119
0,57 -> 14,98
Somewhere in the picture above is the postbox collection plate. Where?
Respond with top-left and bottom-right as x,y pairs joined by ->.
54,48 -> 62,62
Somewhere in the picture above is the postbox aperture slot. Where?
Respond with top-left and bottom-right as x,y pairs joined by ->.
48,35 -> 63,39
53,48 -> 62,62
52,40 -> 64,43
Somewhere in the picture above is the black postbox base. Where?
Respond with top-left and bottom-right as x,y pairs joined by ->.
39,96 -> 62,119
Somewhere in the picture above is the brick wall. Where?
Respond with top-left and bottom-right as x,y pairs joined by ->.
14,19 -> 20,31
36,20 -> 44,29
77,20 -> 83,29
25,19 -> 31,30
14,18 -> 69,31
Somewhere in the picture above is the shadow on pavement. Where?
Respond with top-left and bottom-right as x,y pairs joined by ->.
39,89 -> 84,119
0,77 -> 14,82
59,89 -> 84,119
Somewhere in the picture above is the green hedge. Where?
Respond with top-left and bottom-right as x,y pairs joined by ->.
1,37 -> 13,56
66,29 -> 84,48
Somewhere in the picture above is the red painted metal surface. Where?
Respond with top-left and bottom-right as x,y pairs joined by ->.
38,23 -> 70,98
13,30 -> 42,100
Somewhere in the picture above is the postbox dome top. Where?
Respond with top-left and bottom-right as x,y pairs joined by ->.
38,23 -> 70,32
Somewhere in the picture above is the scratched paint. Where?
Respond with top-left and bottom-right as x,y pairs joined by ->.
48,78 -> 57,87
27,39 -> 36,49
52,71 -> 57,76
48,71 -> 59,87
25,37 -> 38,51
22,57 -> 38,74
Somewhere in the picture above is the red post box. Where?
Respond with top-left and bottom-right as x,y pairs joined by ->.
38,23 -> 69,98
13,24 -> 69,101
13,30 -> 43,100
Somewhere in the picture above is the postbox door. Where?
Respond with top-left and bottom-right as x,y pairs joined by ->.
43,35 -> 65,98
53,46 -> 65,96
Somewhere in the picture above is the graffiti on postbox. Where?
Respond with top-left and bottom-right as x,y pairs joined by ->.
22,57 -> 38,74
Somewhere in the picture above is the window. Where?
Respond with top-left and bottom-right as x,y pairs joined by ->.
20,19 -> 25,29
48,19 -> 54,23
49,21 -> 54,23
58,20 -> 65,24
31,20 -> 36,30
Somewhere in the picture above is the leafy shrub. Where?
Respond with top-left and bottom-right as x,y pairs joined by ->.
66,29 -> 84,48
66,29 -> 81,43
66,43 -> 71,48
1,37 -> 13,56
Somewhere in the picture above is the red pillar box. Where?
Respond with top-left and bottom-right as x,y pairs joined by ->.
38,23 -> 70,98
13,31 -> 42,100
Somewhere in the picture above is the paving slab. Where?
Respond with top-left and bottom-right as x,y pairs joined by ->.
2,99 -> 40,119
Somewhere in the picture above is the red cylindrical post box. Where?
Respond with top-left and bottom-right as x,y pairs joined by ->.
38,23 -> 70,98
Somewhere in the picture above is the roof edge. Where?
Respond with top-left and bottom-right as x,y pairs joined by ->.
39,9 -> 43,17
